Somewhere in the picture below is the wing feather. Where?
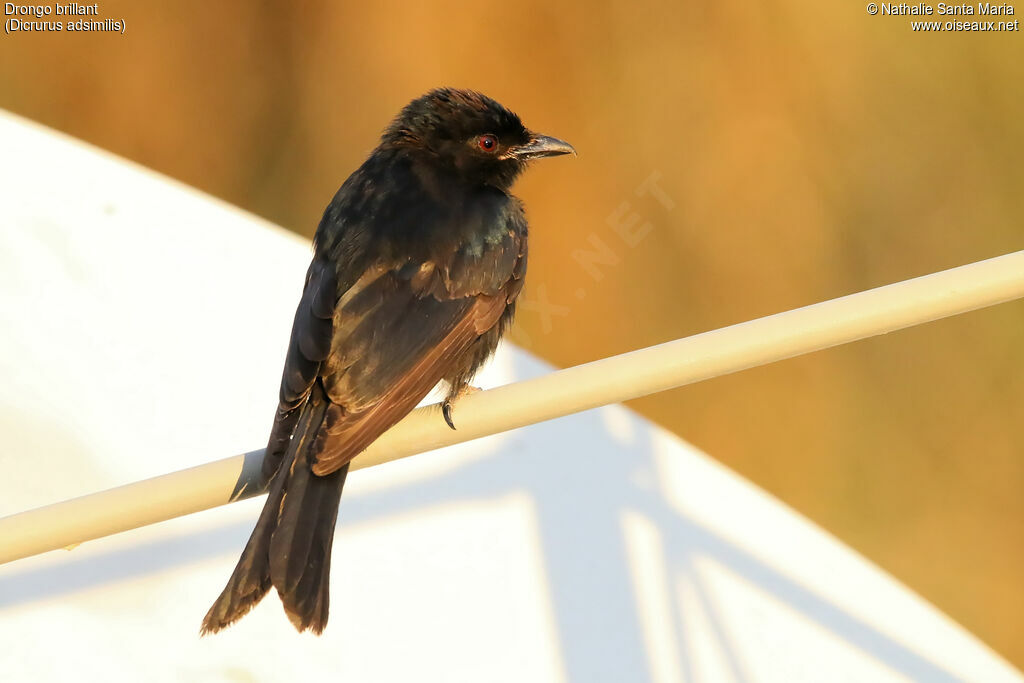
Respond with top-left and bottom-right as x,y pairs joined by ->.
270,198 -> 527,480
311,293 -> 506,475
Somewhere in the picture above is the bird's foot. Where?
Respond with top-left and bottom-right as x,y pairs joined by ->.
442,385 -> 482,430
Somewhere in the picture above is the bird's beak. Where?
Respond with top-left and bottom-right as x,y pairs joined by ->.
510,134 -> 576,160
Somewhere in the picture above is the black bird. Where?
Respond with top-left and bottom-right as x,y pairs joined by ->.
200,88 -> 574,635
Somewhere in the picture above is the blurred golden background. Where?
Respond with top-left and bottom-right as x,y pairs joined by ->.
2,0 -> 1022,666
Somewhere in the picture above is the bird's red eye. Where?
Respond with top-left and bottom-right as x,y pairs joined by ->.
477,134 -> 498,152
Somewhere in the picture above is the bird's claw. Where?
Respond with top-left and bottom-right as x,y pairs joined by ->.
442,400 -> 456,430
441,385 -> 481,431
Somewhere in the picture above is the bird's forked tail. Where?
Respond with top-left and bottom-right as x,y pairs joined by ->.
200,387 -> 349,635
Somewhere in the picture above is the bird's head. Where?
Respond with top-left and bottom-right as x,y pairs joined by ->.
383,88 -> 575,190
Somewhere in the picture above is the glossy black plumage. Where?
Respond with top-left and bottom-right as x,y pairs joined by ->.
200,88 -> 573,635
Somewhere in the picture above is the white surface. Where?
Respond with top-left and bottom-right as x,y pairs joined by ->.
0,110 -> 1019,683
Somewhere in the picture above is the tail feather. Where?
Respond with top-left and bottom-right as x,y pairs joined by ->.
269,418 -> 338,593
271,457 -> 348,633
199,465 -> 284,635
200,386 -> 349,635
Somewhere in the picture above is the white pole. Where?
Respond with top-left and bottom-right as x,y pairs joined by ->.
2,249 -> 1023,565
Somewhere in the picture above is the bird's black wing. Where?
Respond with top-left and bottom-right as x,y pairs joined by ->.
310,211 -> 526,475
260,256 -> 342,483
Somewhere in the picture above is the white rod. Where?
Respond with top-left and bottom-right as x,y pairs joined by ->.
2,250 -> 1023,565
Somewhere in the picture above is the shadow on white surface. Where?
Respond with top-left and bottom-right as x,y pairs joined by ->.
0,352 -> 969,682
